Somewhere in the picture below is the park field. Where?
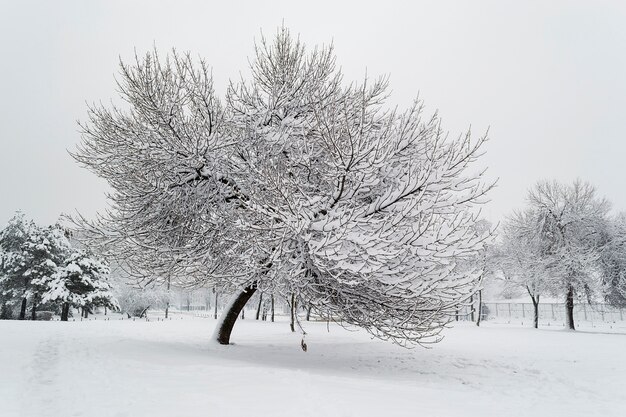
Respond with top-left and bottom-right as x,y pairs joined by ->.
1,314 -> 624,417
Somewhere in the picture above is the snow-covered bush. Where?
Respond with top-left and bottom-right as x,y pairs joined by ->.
113,283 -> 166,318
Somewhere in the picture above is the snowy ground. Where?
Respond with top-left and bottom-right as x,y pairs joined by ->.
1,314 -> 625,417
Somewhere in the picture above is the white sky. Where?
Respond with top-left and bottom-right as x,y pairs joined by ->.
1,0 -> 625,226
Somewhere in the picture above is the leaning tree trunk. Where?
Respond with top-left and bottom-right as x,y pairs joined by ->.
565,285 -> 575,330
61,303 -> 70,321
19,297 -> 27,320
213,282 -> 257,345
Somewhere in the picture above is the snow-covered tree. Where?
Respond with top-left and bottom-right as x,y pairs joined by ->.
494,210 -> 555,328
0,213 -> 34,319
23,224 -> 72,320
0,214 -> 71,320
511,180 -> 610,330
598,213 -> 626,307
471,219 -> 495,327
1,213 -> 119,321
72,28 -> 494,346
38,249 -> 118,321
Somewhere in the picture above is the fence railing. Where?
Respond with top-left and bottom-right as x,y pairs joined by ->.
455,302 -> 626,324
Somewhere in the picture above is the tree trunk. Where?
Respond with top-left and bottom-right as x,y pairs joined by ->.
19,297 -> 27,320
255,293 -> 263,320
306,304 -> 312,321
241,307 -> 245,319
30,300 -> 37,321
532,297 -> 539,329
526,286 -> 540,329
104,306 -> 107,316
290,293 -> 296,332
165,276 -> 171,319
213,282 -> 257,345
61,303 -> 70,321
470,295 -> 475,322
214,290 -> 218,319
271,294 -> 275,322
565,285 -> 575,330
476,290 -> 482,327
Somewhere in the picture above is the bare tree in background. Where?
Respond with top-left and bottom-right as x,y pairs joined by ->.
72,27 -> 494,347
495,210 -> 554,328
598,213 -> 626,307
510,180 -> 609,330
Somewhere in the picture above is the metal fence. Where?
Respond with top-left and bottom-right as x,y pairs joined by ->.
456,302 -> 626,324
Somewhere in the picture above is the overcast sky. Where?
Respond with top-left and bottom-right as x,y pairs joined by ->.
1,1 -> 625,226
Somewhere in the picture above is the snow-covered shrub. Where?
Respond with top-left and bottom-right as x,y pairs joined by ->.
113,283 -> 166,318
35,311 -> 54,321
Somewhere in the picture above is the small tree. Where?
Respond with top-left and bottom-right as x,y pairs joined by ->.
495,210 -> 555,328
39,249 -> 118,320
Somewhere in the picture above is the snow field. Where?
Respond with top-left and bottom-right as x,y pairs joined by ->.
1,315 -> 624,417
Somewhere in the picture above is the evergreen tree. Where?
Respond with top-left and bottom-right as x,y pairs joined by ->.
39,249 -> 118,321
0,213 -> 41,319
24,224 -> 71,320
